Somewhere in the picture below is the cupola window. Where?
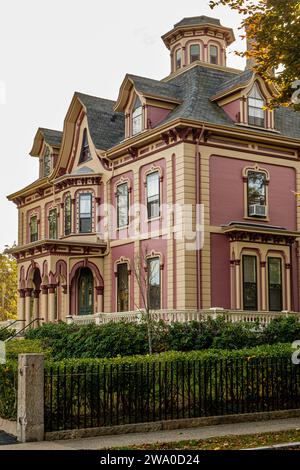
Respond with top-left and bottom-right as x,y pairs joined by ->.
190,44 -> 200,63
175,49 -> 182,69
209,45 -> 218,65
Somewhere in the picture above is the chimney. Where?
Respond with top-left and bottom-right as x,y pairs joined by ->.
245,25 -> 256,70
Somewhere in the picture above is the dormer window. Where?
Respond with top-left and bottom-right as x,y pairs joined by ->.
43,148 -> 52,177
209,45 -> 218,64
248,83 -> 265,127
190,44 -> 200,63
175,49 -> 182,69
132,98 -> 143,136
79,129 -> 91,163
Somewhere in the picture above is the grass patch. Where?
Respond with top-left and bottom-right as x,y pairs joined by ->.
112,428 -> 300,450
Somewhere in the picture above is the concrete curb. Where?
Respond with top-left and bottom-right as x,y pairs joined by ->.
45,408 -> 300,441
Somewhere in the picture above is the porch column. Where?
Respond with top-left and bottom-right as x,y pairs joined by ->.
40,285 -> 48,323
286,264 -> 292,311
235,260 -> 241,310
48,284 -> 56,323
17,289 -> 25,322
33,290 -> 40,327
230,261 -> 236,309
25,289 -> 33,327
261,261 -> 267,311
96,286 -> 104,313
61,285 -> 68,321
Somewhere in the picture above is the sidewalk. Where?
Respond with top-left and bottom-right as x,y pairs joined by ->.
1,417 -> 300,450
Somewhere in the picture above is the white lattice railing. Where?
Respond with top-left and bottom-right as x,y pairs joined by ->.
67,309 -> 300,327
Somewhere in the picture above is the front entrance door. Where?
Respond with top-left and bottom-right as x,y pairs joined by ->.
78,268 -> 94,315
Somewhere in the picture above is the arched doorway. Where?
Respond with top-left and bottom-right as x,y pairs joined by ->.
78,268 -> 94,315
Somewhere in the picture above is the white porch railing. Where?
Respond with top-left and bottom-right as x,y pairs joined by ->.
66,308 -> 300,327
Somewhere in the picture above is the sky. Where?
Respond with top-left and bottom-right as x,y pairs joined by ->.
0,0 -> 246,251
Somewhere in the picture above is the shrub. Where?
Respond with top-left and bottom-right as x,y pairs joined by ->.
5,339 -> 52,361
0,361 -> 17,420
23,316 -> 300,360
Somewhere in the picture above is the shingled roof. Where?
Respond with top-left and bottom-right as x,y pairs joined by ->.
213,69 -> 253,97
127,74 -> 182,102
76,93 -> 125,150
39,128 -> 63,147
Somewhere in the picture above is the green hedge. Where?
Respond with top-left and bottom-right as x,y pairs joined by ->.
24,316 -> 300,360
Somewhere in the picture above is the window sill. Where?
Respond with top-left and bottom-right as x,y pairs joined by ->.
116,225 -> 129,231
244,215 -> 270,222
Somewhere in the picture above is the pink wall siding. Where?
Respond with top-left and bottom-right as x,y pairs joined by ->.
147,106 -> 170,129
210,156 -> 297,230
111,243 -> 135,311
222,100 -> 240,121
210,233 -> 231,308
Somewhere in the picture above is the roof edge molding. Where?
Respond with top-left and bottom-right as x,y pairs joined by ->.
29,128 -> 62,157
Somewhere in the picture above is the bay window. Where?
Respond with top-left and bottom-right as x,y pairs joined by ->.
242,255 -> 257,311
30,216 -> 38,243
64,195 -> 72,236
79,193 -> 92,233
48,208 -> 58,239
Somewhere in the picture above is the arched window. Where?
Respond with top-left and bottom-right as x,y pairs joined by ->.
190,44 -> 200,63
248,83 -> 265,127
79,129 -> 91,163
64,195 -> 72,236
117,263 -> 129,312
147,257 -> 161,310
132,97 -> 143,135
247,171 -> 267,217
116,183 -> 129,228
175,48 -> 182,69
209,45 -> 218,64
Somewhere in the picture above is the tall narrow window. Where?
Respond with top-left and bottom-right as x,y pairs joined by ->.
147,257 -> 161,310
209,45 -> 218,64
79,129 -> 91,163
43,148 -> 52,177
117,263 -> 129,312
132,98 -> 143,135
243,255 -> 257,310
30,216 -> 38,243
117,183 -> 129,228
248,83 -> 265,127
48,208 -> 58,239
247,171 -> 267,217
79,193 -> 92,233
64,195 -> 72,236
175,49 -> 182,69
146,171 -> 160,220
190,44 -> 200,63
268,257 -> 283,311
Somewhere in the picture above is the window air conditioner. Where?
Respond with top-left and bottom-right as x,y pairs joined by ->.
249,204 -> 266,217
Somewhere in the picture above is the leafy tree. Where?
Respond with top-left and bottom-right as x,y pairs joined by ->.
210,0 -> 300,108
0,252 -> 17,321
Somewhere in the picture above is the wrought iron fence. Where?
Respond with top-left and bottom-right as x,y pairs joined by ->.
44,356 -> 300,432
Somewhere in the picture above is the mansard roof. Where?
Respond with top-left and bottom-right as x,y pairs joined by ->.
76,93 -> 124,150
213,69 -> 254,97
